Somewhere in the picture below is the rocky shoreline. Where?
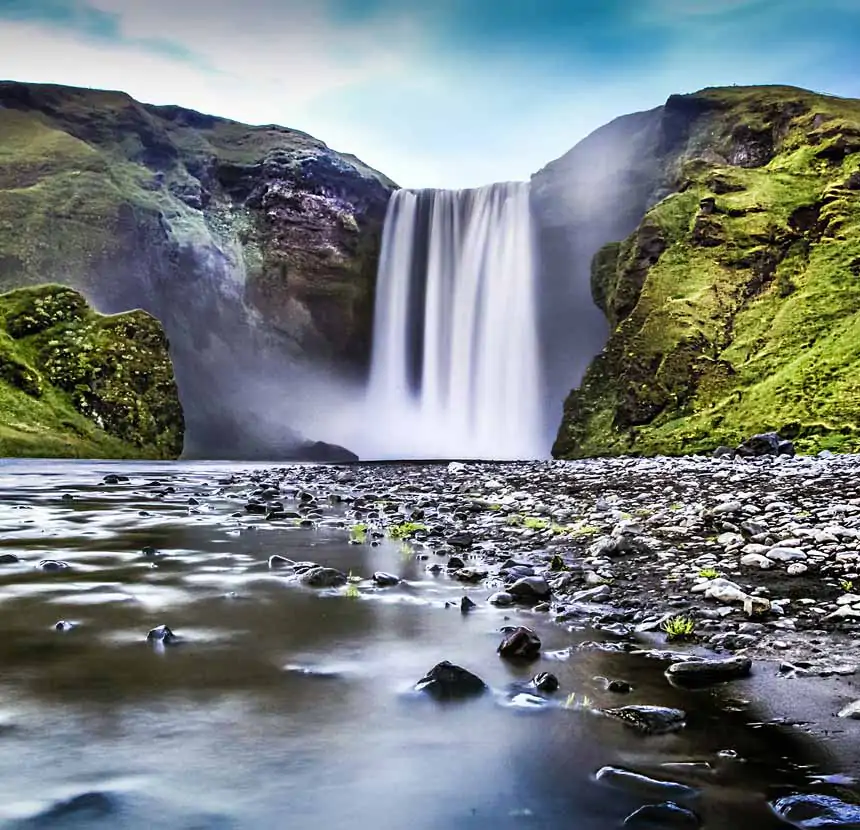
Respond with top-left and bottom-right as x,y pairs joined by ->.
257,452 -> 860,763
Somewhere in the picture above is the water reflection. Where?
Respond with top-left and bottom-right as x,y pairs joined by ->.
0,460 -> 847,828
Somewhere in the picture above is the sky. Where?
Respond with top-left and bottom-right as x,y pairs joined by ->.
1,0 -> 859,188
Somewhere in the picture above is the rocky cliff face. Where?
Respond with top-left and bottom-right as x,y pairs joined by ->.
0,284 -> 183,458
550,86 -> 860,458
0,81 -> 395,458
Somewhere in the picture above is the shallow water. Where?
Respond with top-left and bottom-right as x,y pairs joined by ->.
0,459 -> 848,828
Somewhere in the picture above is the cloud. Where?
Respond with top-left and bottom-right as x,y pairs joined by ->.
0,0 -> 859,187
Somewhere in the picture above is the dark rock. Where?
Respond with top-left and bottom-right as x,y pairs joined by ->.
54,620 -> 77,632
245,502 -> 267,514
498,626 -> 541,660
624,802 -> 700,828
373,571 -> 400,587
451,567 -> 488,583
448,532 -> 474,549
665,656 -> 752,686
532,672 -> 559,693
299,567 -> 348,588
141,546 -> 162,557
102,474 -> 121,485
414,661 -> 487,700
602,705 -> 686,734
778,439 -> 796,457
736,431 -> 782,457
447,556 -> 466,570
607,679 -> 633,694
146,624 -> 178,644
0,553 -> 19,564
460,596 -> 477,613
38,559 -> 69,571
772,794 -> 860,828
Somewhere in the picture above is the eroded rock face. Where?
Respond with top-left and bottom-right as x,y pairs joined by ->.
0,81 -> 395,458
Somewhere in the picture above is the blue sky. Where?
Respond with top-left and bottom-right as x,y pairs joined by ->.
1,0 -> 859,187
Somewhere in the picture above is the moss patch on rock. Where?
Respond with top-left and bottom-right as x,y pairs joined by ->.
554,86 -> 860,458
0,284 -> 183,458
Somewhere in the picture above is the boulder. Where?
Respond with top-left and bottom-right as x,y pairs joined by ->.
298,567 -> 348,588
414,661 -> 486,700
507,576 -> 551,602
665,656 -> 752,686
602,705 -> 686,734
497,626 -> 542,660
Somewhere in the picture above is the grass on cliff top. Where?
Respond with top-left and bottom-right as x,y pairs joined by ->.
557,91 -> 860,458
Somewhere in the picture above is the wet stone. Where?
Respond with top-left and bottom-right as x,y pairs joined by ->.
602,705 -> 686,734
298,567 -> 348,588
373,571 -> 400,587
498,626 -> 542,660
38,559 -> 69,572
665,656 -> 752,687
0,553 -> 19,564
772,794 -> 860,828
414,661 -> 486,700
146,624 -> 178,645
595,766 -> 697,799
531,672 -> 559,693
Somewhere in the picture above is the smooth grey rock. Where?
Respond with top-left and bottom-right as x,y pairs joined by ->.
508,576 -> 550,601
665,656 -> 752,686
595,766 -> 696,799
373,571 -> 400,587
488,591 -> 514,607
767,547 -> 807,563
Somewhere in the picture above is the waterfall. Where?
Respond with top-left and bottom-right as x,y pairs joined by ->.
363,181 -> 544,460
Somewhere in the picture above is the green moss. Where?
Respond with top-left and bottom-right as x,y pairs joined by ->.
0,284 -> 183,458
554,86 -> 860,458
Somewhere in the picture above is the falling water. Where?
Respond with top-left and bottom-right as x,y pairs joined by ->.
364,182 -> 544,460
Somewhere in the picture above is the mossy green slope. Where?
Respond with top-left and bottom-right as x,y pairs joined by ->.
0,284 -> 183,458
554,85 -> 860,458
0,81 -> 395,367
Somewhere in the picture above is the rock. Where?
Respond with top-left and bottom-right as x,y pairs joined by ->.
460,596 -> 477,613
414,661 -> 486,700
787,562 -> 809,576
531,672 -> 559,693
245,502 -> 267,514
447,532 -> 474,549
38,559 -> 70,572
767,547 -> 807,562
607,679 -> 633,694
665,656 -> 752,686
696,578 -> 748,604
488,591 -> 514,607
838,700 -> 860,719
772,794 -> 860,828
743,595 -> 771,617
602,705 -> 686,734
497,626 -> 541,660
778,439 -> 796,457
595,766 -> 696,799
451,567 -> 487,583
54,620 -> 77,632
446,556 -> 466,570
740,553 -> 774,569
624,802 -> 700,829
507,576 -> 551,601
0,553 -> 19,564
372,571 -> 400,587
712,446 -> 736,459
146,624 -> 178,644
298,567 -> 348,588
572,585 -> 611,603
590,535 -> 652,557
736,432 -> 782,457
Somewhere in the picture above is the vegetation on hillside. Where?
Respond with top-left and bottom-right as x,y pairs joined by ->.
554,86 -> 860,458
0,284 -> 184,458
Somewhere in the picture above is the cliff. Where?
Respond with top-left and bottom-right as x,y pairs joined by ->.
0,284 -> 183,458
0,80 -> 395,457
550,85 -> 860,458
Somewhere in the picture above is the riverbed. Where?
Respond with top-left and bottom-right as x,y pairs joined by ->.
0,458 -> 857,829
